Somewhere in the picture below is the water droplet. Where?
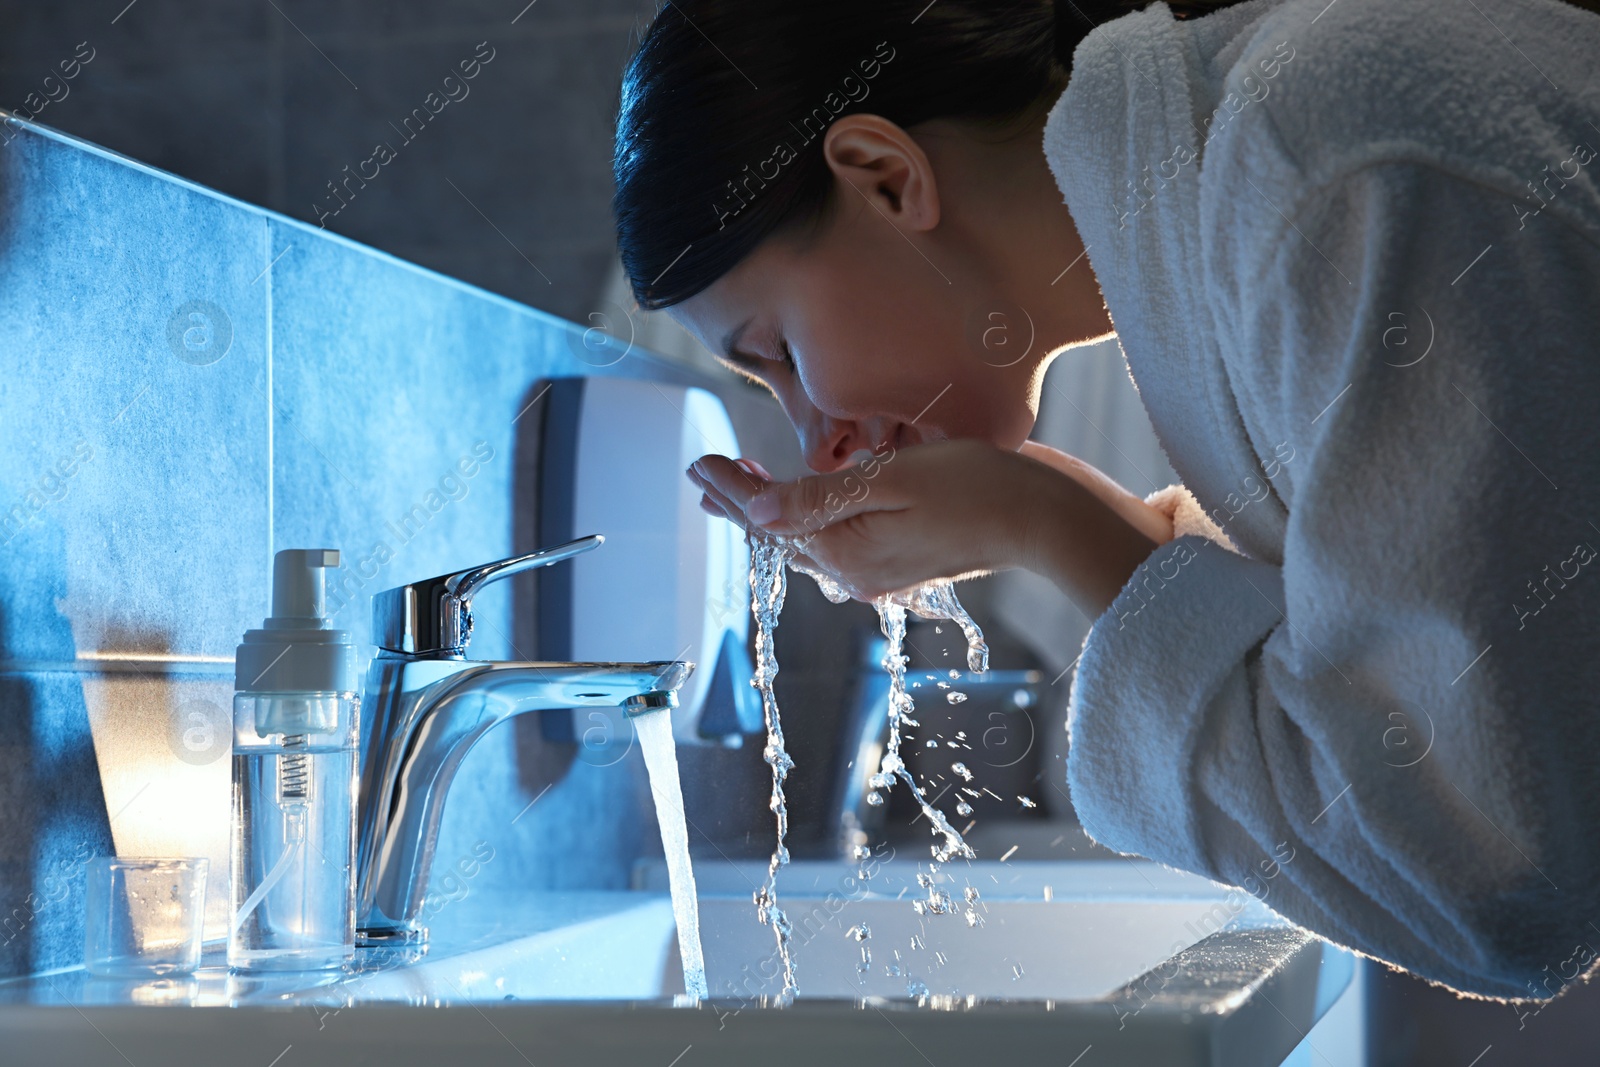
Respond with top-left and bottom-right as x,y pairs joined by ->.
951,762 -> 974,782
1011,963 -> 1025,981
866,791 -> 884,807
956,801 -> 973,816
1018,795 -> 1037,809
964,886 -> 980,903
852,844 -> 871,861
924,739 -> 938,748
936,681 -> 950,690
848,923 -> 871,942
907,979 -> 930,997
964,909 -> 982,928
946,691 -> 968,704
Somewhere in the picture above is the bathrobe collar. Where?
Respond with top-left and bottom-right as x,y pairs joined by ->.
1043,1 -> 1289,564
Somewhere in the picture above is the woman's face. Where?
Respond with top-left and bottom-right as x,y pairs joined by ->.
668,201 -> 1045,474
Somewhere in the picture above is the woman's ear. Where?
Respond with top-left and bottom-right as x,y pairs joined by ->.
821,114 -> 941,233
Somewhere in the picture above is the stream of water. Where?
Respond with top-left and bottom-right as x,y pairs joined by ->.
747,532 -> 991,1000
635,708 -> 710,1000
749,534 -> 800,1002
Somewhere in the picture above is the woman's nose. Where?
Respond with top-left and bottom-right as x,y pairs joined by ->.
799,416 -> 869,474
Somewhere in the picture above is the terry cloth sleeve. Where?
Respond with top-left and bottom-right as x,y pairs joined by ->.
1143,483 -> 1240,552
1066,159 -> 1600,1001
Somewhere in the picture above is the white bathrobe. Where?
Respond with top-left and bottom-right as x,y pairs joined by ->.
1046,0 -> 1600,999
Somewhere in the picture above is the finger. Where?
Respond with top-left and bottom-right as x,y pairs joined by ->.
689,471 -> 754,531
692,454 -> 767,504
736,457 -> 774,482
745,465 -> 906,535
698,492 -> 736,523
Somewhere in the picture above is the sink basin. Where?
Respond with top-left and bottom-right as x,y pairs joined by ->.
0,858 -> 1352,1066
697,896 -> 1266,1001
660,856 -> 1312,1003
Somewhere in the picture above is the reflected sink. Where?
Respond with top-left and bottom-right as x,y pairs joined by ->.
0,858 -> 1352,1067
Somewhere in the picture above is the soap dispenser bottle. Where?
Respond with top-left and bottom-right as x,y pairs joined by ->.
230,549 -> 359,972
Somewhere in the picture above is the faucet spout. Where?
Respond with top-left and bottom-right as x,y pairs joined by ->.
355,655 -> 692,944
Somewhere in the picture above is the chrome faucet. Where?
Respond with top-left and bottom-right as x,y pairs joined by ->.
354,535 -> 694,946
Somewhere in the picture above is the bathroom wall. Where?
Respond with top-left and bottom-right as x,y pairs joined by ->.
0,0 -> 657,324
0,115 -> 783,979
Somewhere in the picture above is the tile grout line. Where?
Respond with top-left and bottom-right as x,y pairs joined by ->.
265,218 -> 275,567
0,658 -> 236,677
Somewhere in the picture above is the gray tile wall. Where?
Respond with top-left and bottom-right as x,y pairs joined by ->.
0,117 -> 774,979
0,0 -> 657,324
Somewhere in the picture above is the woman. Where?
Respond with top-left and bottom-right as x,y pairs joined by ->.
614,0 -> 1600,1000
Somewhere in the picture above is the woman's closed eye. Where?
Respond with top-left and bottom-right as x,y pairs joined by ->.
722,337 -> 795,384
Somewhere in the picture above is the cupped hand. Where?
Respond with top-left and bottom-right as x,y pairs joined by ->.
687,440 -> 1161,615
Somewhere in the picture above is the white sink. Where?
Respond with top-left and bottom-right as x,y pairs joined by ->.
659,857 -> 1297,1003
0,859 -> 1353,1067
696,896 -> 1262,1001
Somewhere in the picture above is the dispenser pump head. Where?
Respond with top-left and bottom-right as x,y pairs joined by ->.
269,549 -> 338,628
236,549 -> 357,694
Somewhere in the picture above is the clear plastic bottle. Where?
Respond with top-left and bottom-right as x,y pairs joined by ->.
230,550 -> 359,972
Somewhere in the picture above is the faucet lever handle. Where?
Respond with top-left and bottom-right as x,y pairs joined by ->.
373,535 -> 604,656
446,536 -> 604,601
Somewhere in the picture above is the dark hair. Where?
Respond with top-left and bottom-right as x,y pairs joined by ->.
613,0 -> 1242,310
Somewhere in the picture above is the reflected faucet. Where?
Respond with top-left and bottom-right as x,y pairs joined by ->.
354,535 -> 694,946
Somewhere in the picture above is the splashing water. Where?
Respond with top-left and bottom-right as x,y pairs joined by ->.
746,530 -> 993,1000
869,592 -> 984,865
791,542 -> 991,865
634,709 -> 709,1000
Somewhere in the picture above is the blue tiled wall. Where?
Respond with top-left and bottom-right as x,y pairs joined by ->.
0,115 -> 720,977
